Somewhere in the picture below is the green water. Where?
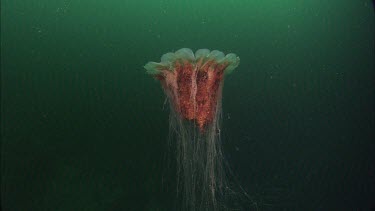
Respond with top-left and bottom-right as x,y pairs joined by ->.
1,0 -> 374,210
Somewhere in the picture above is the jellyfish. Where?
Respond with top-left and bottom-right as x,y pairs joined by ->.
144,48 -> 240,210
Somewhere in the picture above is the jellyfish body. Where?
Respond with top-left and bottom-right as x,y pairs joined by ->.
145,48 -> 240,210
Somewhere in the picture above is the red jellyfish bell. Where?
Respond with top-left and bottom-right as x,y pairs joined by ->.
144,48 -> 240,210
145,48 -> 239,132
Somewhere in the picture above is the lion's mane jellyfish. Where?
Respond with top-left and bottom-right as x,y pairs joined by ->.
144,48 -> 240,210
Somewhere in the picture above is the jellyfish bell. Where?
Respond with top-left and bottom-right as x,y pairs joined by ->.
145,48 -> 240,210
145,48 -> 239,132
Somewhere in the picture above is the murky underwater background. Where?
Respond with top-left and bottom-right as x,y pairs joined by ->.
1,0 -> 374,210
